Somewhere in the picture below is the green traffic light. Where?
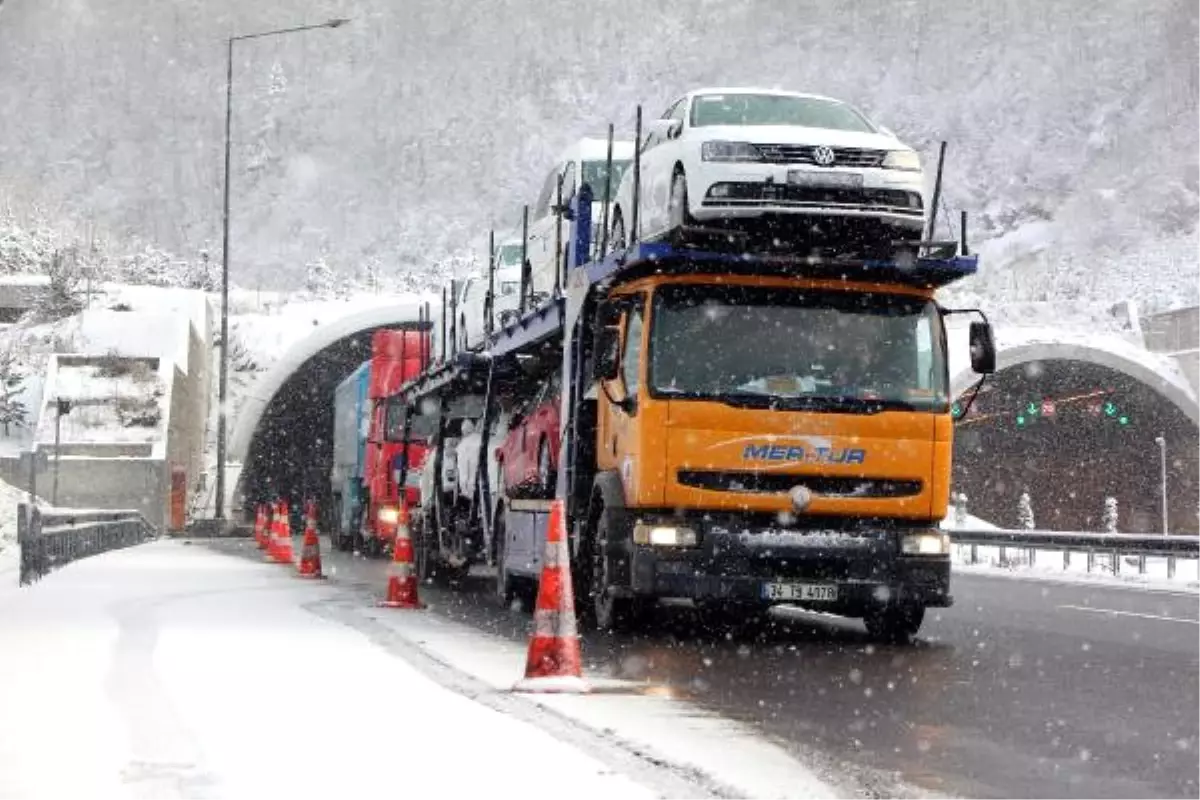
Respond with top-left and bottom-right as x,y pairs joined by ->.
1104,401 -> 1117,417
1119,415 -> 1129,425
1017,415 -> 1026,426
1027,402 -> 1039,416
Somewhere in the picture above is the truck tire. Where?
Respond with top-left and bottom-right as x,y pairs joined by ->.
587,509 -> 652,633
537,438 -> 555,499
493,506 -> 515,608
863,603 -> 925,644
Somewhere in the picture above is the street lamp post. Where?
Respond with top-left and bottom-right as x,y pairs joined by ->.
1154,435 -> 1168,535
214,18 -> 349,522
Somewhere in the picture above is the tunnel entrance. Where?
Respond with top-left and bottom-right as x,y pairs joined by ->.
240,327 -> 385,520
952,359 -> 1200,533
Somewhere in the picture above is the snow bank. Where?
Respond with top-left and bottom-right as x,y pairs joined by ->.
0,477 -> 24,555
0,541 -> 658,799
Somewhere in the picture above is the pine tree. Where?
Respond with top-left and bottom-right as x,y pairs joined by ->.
1017,490 -> 1035,530
32,248 -> 85,322
1102,496 -> 1119,533
0,349 -> 27,437
304,257 -> 335,297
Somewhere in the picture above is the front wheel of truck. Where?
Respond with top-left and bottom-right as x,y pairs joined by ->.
586,510 -> 651,633
863,603 -> 925,644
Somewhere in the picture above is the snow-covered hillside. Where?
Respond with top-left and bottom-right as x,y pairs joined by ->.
0,0 -> 1193,310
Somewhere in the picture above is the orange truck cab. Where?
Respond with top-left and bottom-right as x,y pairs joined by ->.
576,256 -> 995,639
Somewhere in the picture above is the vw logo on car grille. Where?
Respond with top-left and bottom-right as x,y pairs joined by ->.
811,145 -> 836,166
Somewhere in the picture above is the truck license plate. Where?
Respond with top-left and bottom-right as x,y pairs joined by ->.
762,582 -> 838,602
787,170 -> 863,189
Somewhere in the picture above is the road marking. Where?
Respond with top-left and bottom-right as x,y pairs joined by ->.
1058,604 -> 1199,625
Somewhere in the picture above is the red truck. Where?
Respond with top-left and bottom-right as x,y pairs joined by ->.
331,328 -> 431,555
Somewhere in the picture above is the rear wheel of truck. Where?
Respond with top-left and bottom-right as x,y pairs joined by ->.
863,603 -> 925,644
587,509 -> 652,633
493,506 -> 516,608
537,438 -> 555,498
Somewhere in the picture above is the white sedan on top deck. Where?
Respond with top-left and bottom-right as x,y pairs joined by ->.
608,88 -> 928,255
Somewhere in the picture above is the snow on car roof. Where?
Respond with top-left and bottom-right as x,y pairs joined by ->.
560,137 -> 636,162
687,87 -> 843,104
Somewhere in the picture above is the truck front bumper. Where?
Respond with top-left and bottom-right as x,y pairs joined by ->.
619,514 -> 952,612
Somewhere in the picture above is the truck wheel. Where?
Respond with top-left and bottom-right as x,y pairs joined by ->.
537,439 -> 555,498
493,507 -> 515,608
863,603 -> 925,644
588,510 -> 651,633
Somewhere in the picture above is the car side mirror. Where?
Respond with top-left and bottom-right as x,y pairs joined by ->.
969,321 -> 996,375
594,326 -> 621,382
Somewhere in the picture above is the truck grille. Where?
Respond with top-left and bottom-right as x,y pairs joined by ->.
754,145 -> 887,168
677,470 -> 921,498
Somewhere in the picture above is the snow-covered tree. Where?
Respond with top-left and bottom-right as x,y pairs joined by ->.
32,248 -> 85,322
954,493 -> 968,527
0,349 -> 27,436
1102,496 -> 1119,533
182,248 -> 219,291
0,210 -> 56,274
1017,490 -> 1035,530
304,257 -> 335,297
360,257 -> 383,294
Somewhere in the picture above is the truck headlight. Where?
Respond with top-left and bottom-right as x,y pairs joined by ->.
377,506 -> 400,525
882,150 -> 922,172
633,523 -> 697,547
901,532 -> 949,555
701,141 -> 763,162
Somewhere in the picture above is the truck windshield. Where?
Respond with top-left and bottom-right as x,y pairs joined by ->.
385,399 -> 439,442
648,284 -> 947,413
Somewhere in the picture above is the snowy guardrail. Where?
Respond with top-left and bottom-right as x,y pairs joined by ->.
949,528 -> 1200,579
16,504 -> 158,586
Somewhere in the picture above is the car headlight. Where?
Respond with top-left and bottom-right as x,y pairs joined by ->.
701,141 -> 764,162
901,531 -> 950,555
882,150 -> 922,172
633,522 -> 698,547
377,506 -> 400,525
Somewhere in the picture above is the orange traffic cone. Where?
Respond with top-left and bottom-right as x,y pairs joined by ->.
513,499 -> 588,693
378,502 -> 421,608
265,502 -> 282,561
272,501 -> 295,565
297,500 -> 324,579
253,505 -> 268,550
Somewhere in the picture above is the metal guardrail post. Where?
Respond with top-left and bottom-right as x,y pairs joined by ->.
1168,556 -> 1176,579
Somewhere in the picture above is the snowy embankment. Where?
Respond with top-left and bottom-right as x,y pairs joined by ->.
0,540 -> 717,799
0,478 -> 29,585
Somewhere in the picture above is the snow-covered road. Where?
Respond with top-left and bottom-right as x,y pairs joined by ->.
0,541 -> 676,799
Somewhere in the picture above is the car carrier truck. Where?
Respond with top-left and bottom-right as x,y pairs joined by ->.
330,328 -> 430,554
393,130 -> 995,642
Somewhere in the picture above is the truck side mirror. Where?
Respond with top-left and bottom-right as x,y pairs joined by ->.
594,326 -> 621,382
969,321 -> 996,375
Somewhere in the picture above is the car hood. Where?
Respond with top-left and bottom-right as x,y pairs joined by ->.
694,125 -> 909,151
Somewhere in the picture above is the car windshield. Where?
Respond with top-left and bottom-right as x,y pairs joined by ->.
689,93 -> 876,132
496,244 -> 523,266
581,159 -> 631,202
649,284 -> 946,412
385,400 -> 439,441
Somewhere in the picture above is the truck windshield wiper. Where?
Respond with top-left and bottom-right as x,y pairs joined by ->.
660,390 -> 921,414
